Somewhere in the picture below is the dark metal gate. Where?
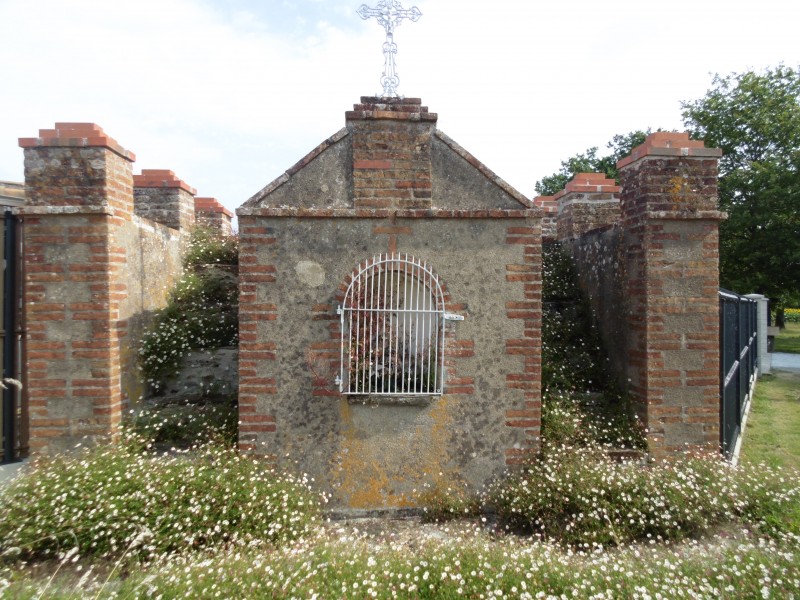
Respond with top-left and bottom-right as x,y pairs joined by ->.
719,290 -> 758,458
1,211 -> 21,464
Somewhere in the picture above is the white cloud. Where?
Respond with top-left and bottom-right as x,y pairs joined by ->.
1,0 -> 799,210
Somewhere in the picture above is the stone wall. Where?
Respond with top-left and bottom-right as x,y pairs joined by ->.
555,173 -> 620,242
533,196 -> 556,241
18,123 -> 187,453
238,97 -> 541,509
133,170 -> 196,232
195,197 -> 234,235
555,133 -> 725,455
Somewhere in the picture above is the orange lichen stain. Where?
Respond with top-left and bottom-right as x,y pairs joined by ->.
332,396 -> 459,509
668,174 -> 699,209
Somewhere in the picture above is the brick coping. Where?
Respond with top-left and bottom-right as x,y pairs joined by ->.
19,123 -> 136,162
236,207 -> 541,219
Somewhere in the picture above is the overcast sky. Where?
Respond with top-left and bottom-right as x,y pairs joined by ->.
1,0 -> 799,219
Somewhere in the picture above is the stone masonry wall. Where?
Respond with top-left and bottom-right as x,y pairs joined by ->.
133,169 -> 196,232
237,212 -> 540,508
238,96 -> 541,508
348,97 -> 435,210
195,197 -> 234,236
555,173 -> 620,242
533,196 -> 557,241
559,133 -> 725,455
617,133 -> 724,454
18,124 -> 185,453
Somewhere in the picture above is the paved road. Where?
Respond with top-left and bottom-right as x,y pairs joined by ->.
0,459 -> 27,487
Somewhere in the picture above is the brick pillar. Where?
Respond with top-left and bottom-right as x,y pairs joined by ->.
195,197 -> 234,236
533,196 -> 557,241
18,123 -> 136,454
133,169 -> 196,231
554,173 -> 620,242
346,97 -> 437,209
617,132 -> 725,455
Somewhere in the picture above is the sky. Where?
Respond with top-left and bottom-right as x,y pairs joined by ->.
1,0 -> 799,220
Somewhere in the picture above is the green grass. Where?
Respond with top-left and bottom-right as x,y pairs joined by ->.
774,321 -> 800,354
741,370 -> 800,472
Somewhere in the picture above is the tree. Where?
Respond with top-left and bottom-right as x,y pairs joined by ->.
534,130 -> 651,196
682,65 -> 800,311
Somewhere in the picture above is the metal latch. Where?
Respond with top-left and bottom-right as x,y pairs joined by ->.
444,313 -> 464,321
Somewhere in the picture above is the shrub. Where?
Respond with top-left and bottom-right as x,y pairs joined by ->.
0,434 -> 321,561
183,227 -> 238,269
130,402 -> 238,448
785,307 -> 800,323
490,446 -> 800,548
418,482 -> 481,523
139,227 -> 239,389
541,242 -> 645,450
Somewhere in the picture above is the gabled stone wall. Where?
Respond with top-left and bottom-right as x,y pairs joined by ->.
237,97 -> 542,509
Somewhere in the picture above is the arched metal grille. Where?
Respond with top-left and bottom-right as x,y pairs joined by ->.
338,254 -> 445,395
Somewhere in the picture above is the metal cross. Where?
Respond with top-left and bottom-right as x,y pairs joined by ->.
357,0 -> 422,97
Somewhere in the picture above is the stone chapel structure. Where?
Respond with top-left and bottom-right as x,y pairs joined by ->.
236,97 -> 543,508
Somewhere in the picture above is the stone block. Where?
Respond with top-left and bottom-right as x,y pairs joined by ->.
663,349 -> 705,371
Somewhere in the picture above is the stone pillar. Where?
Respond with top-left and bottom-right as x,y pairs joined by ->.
617,132 -> 725,455
195,197 -> 234,236
133,169 -> 196,231
555,173 -> 620,242
745,294 -> 771,375
346,97 -> 437,209
533,195 -> 557,241
18,123 -> 136,454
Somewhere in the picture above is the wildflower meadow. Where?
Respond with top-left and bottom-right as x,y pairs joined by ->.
1,238 -> 799,598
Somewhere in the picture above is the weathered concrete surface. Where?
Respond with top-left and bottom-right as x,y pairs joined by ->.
239,216 -> 538,508
119,217 -> 183,408
237,97 -> 541,509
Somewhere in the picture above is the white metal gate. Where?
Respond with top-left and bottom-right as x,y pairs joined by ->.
338,254 -> 445,395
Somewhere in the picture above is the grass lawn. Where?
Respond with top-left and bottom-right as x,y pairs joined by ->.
775,321 -> 800,354
740,369 -> 800,472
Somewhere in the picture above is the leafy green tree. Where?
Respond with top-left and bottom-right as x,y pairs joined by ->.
682,65 -> 800,312
534,130 -> 651,196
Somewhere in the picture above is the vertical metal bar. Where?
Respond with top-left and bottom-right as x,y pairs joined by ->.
387,259 -> 395,393
392,254 -> 405,393
3,211 -> 16,464
424,263 -> 432,393
439,308 -> 445,392
420,260 -> 428,392
352,279 -> 361,393
401,255 -> 409,392
367,260 -> 376,393
340,302 -> 346,393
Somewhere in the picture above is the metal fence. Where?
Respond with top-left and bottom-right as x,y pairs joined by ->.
719,289 -> 758,458
1,210 -> 20,464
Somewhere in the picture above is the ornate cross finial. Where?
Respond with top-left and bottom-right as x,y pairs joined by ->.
358,0 -> 422,98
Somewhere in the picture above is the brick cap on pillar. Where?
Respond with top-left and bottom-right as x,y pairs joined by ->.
553,172 -> 620,201
133,169 -> 197,195
195,197 -> 233,218
533,195 -> 557,214
346,96 -> 438,122
617,132 -> 722,169
18,122 -> 136,161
